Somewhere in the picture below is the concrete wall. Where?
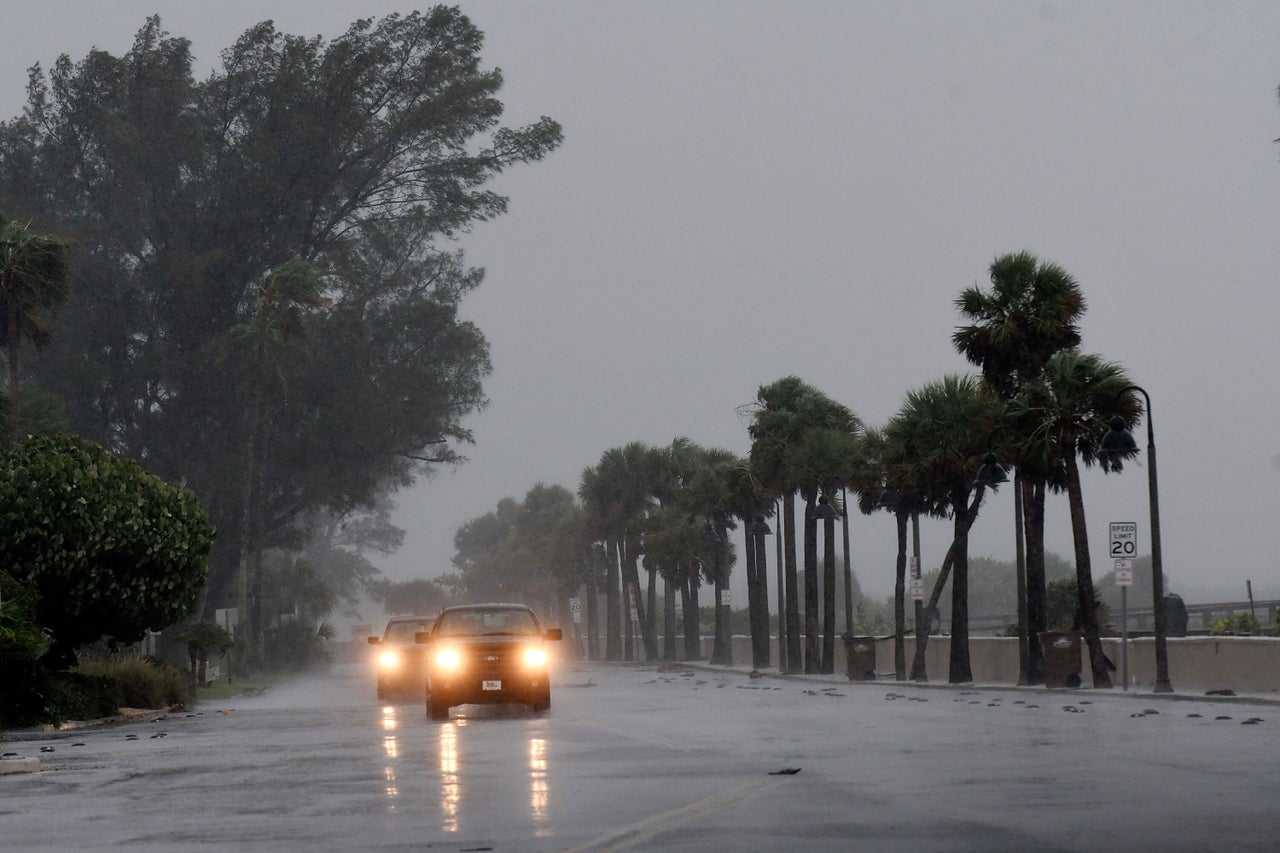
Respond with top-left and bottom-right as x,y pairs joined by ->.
707,634 -> 1280,694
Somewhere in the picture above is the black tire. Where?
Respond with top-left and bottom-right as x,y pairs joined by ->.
428,696 -> 451,721
530,686 -> 551,715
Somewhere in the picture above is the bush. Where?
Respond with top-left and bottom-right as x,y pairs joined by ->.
1210,613 -> 1261,636
0,572 -> 51,727
75,657 -> 190,709
44,671 -> 123,722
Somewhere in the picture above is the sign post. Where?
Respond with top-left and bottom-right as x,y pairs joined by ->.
1114,557 -> 1134,690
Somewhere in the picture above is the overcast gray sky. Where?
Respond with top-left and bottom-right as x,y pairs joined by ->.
6,2 -> 1280,611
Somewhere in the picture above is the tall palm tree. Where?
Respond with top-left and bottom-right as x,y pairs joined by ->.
1011,350 -> 1140,688
847,427 -> 930,680
579,462 -> 623,660
0,216 -> 71,443
788,426 -> 863,673
682,446 -> 744,665
953,250 -> 1086,684
888,376 -> 1002,684
747,377 -> 860,674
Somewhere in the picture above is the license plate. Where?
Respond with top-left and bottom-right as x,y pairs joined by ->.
482,680 -> 502,691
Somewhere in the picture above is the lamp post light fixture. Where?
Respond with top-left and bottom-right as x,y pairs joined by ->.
973,451 -> 1008,489
1099,386 -> 1173,694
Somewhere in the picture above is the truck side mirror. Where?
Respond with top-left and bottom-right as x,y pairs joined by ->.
366,636 -> 380,645
544,628 -> 563,641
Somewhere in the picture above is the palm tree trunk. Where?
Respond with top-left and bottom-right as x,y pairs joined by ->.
894,510 -> 908,680
783,493 -> 802,672
1022,478 -> 1047,684
622,536 -> 657,660
605,538 -> 621,661
647,564 -> 658,656
713,518 -> 732,666
948,498 -> 973,684
683,575 -> 701,660
585,572 -> 600,661
1014,473 -> 1029,685
820,515 -> 836,674
744,527 -> 768,668
911,511 -> 925,679
803,492 -> 819,673
910,535 -> 963,681
752,531 -> 771,669
1064,453 -> 1113,688
663,570 -> 677,660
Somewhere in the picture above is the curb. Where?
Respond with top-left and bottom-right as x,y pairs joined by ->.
1,707 -> 172,743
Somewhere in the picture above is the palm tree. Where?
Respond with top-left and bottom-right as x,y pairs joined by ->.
747,377 -> 861,674
953,251 -> 1086,684
0,216 -> 71,443
1011,350 -> 1140,688
578,462 -> 623,660
847,427 -> 928,681
788,426 -> 863,673
888,376 -> 1003,684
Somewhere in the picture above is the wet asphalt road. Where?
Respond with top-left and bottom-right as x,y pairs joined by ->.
2,662 -> 1278,852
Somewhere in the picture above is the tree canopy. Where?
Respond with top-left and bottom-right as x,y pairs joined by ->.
0,9 -> 562,623
0,433 -> 214,665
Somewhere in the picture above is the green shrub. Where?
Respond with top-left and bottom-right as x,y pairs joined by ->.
1210,613 -> 1261,636
0,572 -> 51,727
44,671 -> 123,722
75,657 -> 190,709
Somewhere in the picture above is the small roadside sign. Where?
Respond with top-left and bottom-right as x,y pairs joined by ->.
1109,522 -> 1138,560
569,597 -> 582,624
1114,558 -> 1134,587
909,577 -> 924,602
909,556 -> 920,579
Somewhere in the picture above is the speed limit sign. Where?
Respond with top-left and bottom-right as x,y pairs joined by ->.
1109,522 -> 1137,559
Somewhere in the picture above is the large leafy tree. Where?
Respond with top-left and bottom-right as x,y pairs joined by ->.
0,215 -> 70,443
0,11 -> 561,637
0,433 -> 213,666
953,251 -> 1086,684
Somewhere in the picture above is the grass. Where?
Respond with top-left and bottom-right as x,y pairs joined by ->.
194,672 -> 289,702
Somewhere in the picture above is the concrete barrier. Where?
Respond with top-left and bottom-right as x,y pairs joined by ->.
691,634 -> 1280,694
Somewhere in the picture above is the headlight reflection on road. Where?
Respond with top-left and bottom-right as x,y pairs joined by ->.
529,737 -> 548,833
382,705 -> 400,809
439,723 -> 460,833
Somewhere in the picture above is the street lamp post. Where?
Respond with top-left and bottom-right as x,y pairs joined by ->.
1100,386 -> 1173,693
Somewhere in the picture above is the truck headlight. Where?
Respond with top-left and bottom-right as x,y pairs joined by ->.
379,650 -> 400,670
522,646 -> 548,668
434,646 -> 462,672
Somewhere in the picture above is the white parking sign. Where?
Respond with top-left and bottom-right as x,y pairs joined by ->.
1109,522 -> 1137,560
